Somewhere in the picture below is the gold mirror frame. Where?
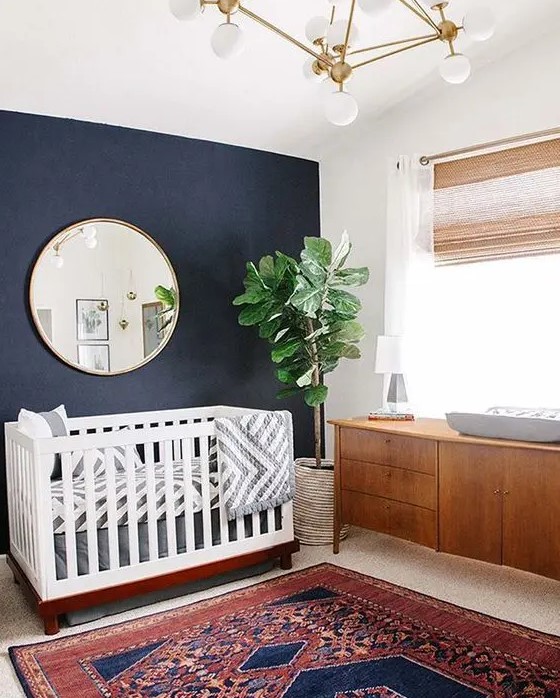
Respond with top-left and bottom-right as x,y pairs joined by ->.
29,218 -> 180,376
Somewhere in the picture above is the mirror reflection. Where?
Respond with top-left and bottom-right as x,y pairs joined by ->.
30,219 -> 179,375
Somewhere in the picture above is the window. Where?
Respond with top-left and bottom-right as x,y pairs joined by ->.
406,139 -> 560,416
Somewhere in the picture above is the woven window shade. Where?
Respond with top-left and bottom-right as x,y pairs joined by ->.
433,138 -> 560,266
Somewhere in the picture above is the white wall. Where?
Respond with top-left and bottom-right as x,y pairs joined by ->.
320,29 -> 560,448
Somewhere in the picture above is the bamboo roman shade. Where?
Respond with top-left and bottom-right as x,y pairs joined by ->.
433,138 -> 560,265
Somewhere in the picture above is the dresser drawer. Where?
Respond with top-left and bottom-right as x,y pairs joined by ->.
341,490 -> 391,535
341,459 -> 436,510
341,491 -> 436,548
390,499 -> 436,548
340,428 -> 436,475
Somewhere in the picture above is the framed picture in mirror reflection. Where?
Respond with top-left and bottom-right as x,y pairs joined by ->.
76,299 -> 109,341
77,343 -> 110,373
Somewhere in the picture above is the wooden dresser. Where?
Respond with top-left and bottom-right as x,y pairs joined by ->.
330,417 -> 560,582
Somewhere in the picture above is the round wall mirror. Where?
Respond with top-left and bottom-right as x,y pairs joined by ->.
30,218 -> 179,375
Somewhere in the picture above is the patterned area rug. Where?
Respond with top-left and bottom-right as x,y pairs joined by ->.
10,564 -> 560,697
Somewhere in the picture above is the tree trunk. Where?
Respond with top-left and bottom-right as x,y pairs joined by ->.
313,404 -> 322,469
306,318 -> 322,469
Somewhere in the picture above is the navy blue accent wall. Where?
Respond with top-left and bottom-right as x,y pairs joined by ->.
0,111 -> 320,554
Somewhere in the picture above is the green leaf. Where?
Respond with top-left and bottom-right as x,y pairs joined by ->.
333,267 -> 370,287
232,287 -> 269,306
335,320 -> 366,342
341,344 -> 361,359
331,231 -> 351,270
289,276 -> 322,317
327,288 -> 362,317
304,384 -> 329,407
243,262 -> 268,291
238,302 -> 273,327
277,386 -> 303,400
321,358 -> 339,375
276,367 -> 296,384
155,285 -> 175,307
274,328 -> 290,343
258,255 -> 276,285
303,237 -> 332,268
296,367 -> 315,388
271,338 -> 302,363
274,252 -> 298,285
259,316 -> 283,339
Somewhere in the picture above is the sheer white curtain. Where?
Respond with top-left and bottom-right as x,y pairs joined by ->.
384,155 -> 435,412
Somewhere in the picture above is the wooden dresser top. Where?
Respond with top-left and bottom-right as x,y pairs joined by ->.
328,417 -> 560,453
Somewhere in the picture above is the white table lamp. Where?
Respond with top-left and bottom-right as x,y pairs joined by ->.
375,335 -> 408,412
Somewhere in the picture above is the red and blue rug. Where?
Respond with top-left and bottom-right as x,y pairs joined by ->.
10,564 -> 560,697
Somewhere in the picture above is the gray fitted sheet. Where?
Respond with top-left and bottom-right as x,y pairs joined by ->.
54,508 -> 281,626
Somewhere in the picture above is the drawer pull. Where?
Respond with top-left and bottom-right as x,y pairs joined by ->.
385,438 -> 392,444
493,489 -> 501,495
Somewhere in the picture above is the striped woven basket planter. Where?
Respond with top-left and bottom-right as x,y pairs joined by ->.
294,458 -> 350,546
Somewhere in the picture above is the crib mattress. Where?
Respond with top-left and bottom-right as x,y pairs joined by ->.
51,459 -> 220,534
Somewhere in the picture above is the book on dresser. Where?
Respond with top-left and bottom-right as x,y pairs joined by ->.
328,416 -> 560,583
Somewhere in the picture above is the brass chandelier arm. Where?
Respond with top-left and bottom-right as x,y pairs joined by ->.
395,0 -> 438,30
341,0 -> 358,63
238,6 -> 334,67
409,0 -> 441,31
347,32 -> 439,57
352,35 -> 439,70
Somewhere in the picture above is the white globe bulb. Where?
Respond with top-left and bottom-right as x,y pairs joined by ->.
305,16 -> 329,44
327,19 -> 359,48
82,225 -> 97,240
211,23 -> 244,59
358,0 -> 393,17
50,253 -> 64,269
303,58 -> 324,83
324,90 -> 359,127
169,0 -> 200,21
327,0 -> 349,4
463,6 -> 496,42
84,236 -> 98,249
439,53 -> 471,84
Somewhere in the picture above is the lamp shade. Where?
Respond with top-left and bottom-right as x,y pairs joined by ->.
375,335 -> 405,374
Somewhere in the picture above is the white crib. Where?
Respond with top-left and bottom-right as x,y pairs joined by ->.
5,405 -> 298,634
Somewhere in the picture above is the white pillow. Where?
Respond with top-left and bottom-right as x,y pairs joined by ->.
18,405 -> 69,478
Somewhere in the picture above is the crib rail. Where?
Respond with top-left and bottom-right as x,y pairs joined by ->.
6,407 -> 294,601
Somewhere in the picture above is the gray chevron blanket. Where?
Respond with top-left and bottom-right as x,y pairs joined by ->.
214,410 -> 294,520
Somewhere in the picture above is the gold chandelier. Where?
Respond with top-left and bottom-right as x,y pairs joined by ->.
169,0 -> 495,126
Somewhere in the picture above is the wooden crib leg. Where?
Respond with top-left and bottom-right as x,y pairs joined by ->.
43,615 -> 60,636
280,552 -> 293,570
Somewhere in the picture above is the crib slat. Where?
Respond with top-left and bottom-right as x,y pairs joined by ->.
252,512 -> 260,538
172,419 -> 181,462
104,447 -> 119,571
83,449 -> 99,575
13,444 -> 23,554
216,446 -> 229,546
125,445 -> 140,566
61,452 -> 78,579
266,506 -> 275,536
5,441 -> 16,555
144,439 -> 158,562
21,448 -> 31,564
24,449 -> 35,568
163,440 -> 177,557
181,438 -> 196,553
199,435 -> 213,548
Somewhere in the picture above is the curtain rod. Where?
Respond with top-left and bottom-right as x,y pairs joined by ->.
419,126 -> 560,166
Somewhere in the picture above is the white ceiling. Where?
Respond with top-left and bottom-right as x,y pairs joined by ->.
1,0 -> 558,160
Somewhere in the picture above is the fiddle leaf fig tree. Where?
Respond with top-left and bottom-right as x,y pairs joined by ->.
233,233 -> 369,468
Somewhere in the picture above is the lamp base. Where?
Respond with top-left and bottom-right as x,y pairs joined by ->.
387,372 -> 408,410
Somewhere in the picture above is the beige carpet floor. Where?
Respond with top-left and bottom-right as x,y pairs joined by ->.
1,527 -> 559,697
